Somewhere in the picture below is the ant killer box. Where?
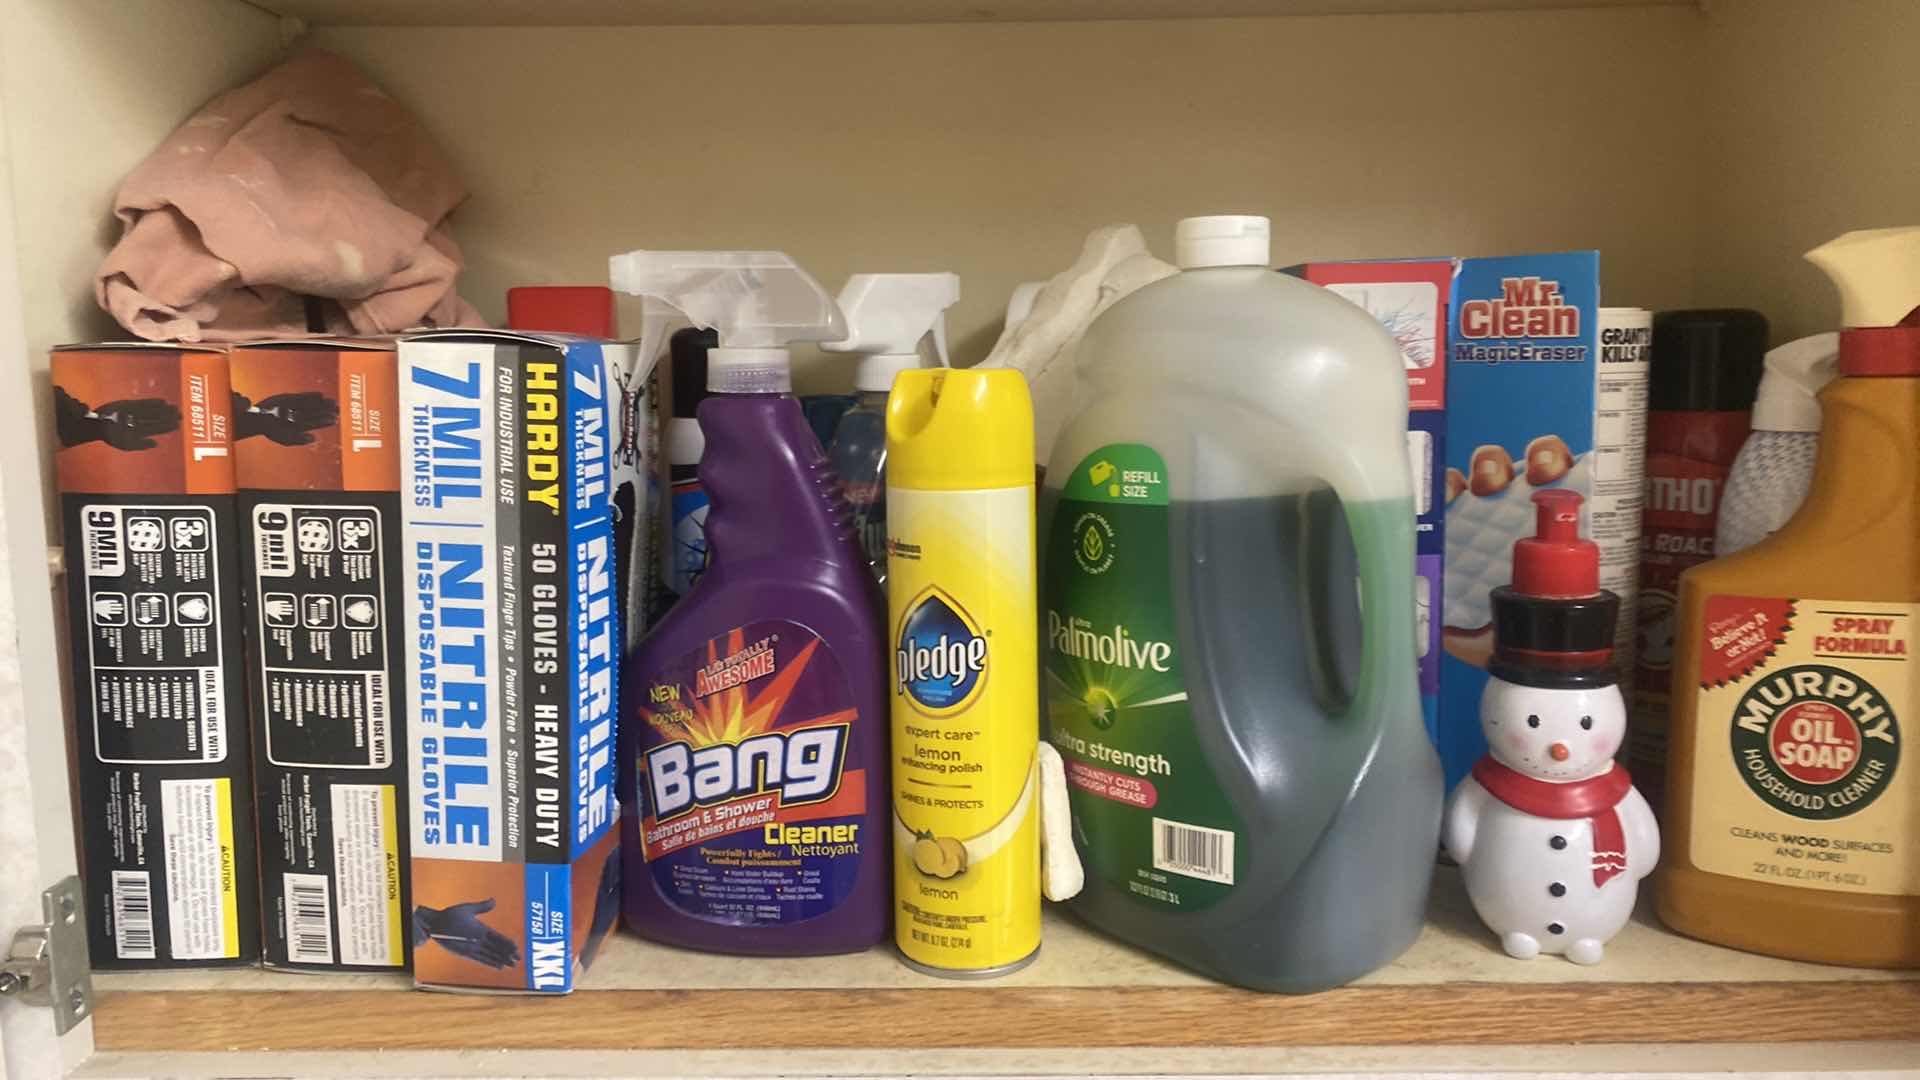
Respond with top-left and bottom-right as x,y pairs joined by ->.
52,342 -> 260,969
230,339 -> 411,972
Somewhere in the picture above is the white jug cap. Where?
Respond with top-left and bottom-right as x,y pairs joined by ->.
1175,215 -> 1271,269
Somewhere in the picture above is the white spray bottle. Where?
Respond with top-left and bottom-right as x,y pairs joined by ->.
822,272 -> 962,578
1714,333 -> 1841,557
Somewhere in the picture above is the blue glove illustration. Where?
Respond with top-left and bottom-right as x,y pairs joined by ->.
411,898 -> 519,970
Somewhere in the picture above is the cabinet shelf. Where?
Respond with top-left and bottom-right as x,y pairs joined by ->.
8,0 -> 1920,1072
258,0 -> 1694,29
89,869 -> 1920,1056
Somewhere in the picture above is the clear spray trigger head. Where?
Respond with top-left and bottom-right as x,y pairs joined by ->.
636,296 -> 688,375
608,250 -> 846,349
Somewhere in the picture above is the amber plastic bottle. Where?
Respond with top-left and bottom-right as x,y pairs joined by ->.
1658,229 -> 1920,967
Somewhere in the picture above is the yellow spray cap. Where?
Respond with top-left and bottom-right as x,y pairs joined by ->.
886,369 -> 1034,491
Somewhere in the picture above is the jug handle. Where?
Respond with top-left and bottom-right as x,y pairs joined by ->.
1304,462 -> 1411,745
1295,490 -> 1352,713
1218,462 -> 1408,896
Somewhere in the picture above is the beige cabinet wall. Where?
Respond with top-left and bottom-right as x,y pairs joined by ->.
8,2 -> 1915,381
1697,0 -> 1920,341
1,0 -> 282,517
314,5 -> 1707,383
2,0 -> 282,360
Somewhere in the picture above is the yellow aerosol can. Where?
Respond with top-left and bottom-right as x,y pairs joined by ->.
886,368 -> 1040,977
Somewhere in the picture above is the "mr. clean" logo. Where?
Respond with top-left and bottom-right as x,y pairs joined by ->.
896,586 -> 988,716
1458,276 -> 1580,339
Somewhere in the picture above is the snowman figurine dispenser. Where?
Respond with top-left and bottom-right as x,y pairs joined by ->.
1443,488 -> 1659,965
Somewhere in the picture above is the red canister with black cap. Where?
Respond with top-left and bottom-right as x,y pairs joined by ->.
1629,309 -> 1767,809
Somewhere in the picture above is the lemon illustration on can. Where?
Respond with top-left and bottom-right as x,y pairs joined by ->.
911,831 -> 969,879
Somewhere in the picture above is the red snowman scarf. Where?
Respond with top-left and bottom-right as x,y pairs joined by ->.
1471,757 -> 1632,887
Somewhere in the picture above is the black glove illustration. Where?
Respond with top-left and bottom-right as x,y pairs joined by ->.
580,852 -> 622,969
411,898 -> 519,970
54,386 -> 180,450
233,391 -> 338,445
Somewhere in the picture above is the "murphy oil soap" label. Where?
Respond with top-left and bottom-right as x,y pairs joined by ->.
1046,445 -> 1244,910
1688,595 -> 1913,895
888,483 -> 1039,974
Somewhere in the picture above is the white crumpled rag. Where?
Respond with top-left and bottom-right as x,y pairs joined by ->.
96,49 -> 484,342
978,226 -> 1176,905
978,224 -> 1179,464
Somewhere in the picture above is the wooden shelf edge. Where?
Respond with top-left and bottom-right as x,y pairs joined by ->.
95,980 -> 1920,1053
264,0 -> 1697,30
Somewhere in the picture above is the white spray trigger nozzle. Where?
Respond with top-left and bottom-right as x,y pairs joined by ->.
609,250 -> 845,394
636,296 -> 689,377
822,273 -> 961,392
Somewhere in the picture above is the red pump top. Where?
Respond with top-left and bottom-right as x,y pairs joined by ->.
1489,487 -> 1619,686
1511,489 -> 1599,599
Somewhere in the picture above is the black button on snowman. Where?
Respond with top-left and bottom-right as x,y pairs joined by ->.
1443,490 -> 1660,965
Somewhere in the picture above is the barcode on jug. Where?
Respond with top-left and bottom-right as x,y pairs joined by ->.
1152,817 -> 1235,885
111,870 -> 155,959
284,873 -> 335,965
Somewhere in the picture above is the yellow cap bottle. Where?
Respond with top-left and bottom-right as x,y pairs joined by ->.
884,368 -> 1041,976
1658,227 -> 1920,967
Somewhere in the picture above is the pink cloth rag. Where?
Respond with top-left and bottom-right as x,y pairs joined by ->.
97,49 -> 484,342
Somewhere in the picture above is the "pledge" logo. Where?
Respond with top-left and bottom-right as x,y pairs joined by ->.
896,586 -> 988,716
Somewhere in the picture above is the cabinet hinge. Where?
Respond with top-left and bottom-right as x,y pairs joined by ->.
1,876 -> 93,1035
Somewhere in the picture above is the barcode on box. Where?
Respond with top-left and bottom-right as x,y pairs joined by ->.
284,873 -> 335,965
1152,817 -> 1235,885
111,870 -> 155,959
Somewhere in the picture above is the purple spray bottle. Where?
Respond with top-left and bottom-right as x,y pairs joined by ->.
608,250 -> 890,954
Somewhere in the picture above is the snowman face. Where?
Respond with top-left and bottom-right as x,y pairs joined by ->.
1481,676 -> 1626,782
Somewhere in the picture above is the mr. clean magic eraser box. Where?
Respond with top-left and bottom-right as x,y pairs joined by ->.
1295,259 -> 1453,746
1438,253 -> 1649,790
399,330 -> 621,991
